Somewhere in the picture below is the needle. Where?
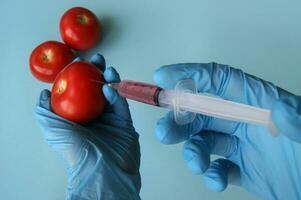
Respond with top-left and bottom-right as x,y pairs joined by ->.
89,79 -> 106,84
89,80 -> 116,89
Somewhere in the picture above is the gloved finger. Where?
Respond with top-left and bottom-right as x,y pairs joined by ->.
155,112 -> 202,144
37,89 -> 51,110
154,63 -> 235,97
272,96 -> 301,142
89,53 -> 106,72
203,158 -> 241,192
103,67 -> 132,121
183,132 -> 238,174
156,111 -> 240,144
102,84 -> 131,120
36,90 -> 88,169
154,63 -> 278,106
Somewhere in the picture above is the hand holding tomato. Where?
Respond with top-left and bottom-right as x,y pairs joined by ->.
51,57 -> 106,123
35,54 -> 141,199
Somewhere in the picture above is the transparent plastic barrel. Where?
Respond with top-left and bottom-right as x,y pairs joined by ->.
158,79 -> 277,136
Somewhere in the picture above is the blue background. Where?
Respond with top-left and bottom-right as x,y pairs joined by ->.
1,0 -> 301,199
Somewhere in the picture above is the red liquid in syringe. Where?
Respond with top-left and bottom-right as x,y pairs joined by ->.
110,80 -> 162,106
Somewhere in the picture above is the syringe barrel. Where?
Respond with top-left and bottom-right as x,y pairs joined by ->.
112,80 -> 162,106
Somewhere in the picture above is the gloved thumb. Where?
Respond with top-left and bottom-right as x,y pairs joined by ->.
37,89 -> 51,110
272,96 -> 301,142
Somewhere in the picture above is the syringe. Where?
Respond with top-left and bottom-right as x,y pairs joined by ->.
109,80 -> 277,135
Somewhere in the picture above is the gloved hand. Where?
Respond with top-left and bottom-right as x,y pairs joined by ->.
36,54 -> 141,200
154,63 -> 301,200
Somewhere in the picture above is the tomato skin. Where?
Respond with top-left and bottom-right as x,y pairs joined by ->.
30,41 -> 74,83
60,7 -> 102,51
51,61 -> 106,123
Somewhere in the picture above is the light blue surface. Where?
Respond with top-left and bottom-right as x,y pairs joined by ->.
0,0 -> 301,200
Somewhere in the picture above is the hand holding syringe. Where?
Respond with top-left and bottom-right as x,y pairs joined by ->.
109,79 -> 277,135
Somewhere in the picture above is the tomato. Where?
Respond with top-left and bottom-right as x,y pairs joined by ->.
51,61 -> 106,123
29,41 -> 74,83
60,7 -> 102,51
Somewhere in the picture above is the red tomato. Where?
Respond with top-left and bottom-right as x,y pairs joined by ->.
60,7 -> 102,51
29,41 -> 74,83
51,61 -> 106,123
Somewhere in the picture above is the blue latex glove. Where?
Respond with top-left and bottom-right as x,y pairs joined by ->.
36,54 -> 141,200
154,63 -> 301,200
